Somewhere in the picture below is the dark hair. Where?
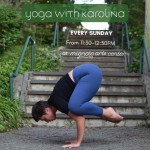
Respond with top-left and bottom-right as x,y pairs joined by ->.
32,101 -> 49,122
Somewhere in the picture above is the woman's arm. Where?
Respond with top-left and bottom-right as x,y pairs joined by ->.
62,112 -> 85,148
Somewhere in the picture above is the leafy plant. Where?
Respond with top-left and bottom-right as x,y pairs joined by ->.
0,45 -> 31,97
0,4 -> 23,54
0,96 -> 24,132
0,45 -> 60,97
35,46 -> 60,71
107,0 -> 145,72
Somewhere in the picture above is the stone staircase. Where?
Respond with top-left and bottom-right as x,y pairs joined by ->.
18,31 -> 148,127
22,70 -> 147,127
20,48 -> 148,127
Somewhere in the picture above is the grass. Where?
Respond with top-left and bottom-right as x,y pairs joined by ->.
0,96 -> 24,132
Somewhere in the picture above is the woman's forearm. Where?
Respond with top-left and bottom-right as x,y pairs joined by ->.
76,115 -> 85,144
62,112 -> 85,148
68,112 -> 85,144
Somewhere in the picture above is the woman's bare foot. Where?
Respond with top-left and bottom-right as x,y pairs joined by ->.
102,107 -> 124,123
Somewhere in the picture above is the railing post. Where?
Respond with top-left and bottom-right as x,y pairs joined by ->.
54,22 -> 58,47
139,45 -> 143,74
125,23 -> 130,50
14,36 -> 30,76
9,36 -> 35,99
31,40 -> 35,71
121,23 -> 124,49
124,23 -> 132,72
9,72 -> 14,99
56,22 -> 59,47
51,22 -> 59,48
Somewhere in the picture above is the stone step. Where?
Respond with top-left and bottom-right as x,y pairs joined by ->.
31,71 -> 141,77
61,61 -> 125,68
61,65 -> 126,72
61,64 -> 125,72
26,114 -> 147,127
61,66 -> 126,72
27,90 -> 146,104
30,80 -> 143,86
29,80 -> 144,92
61,57 -> 125,63
31,72 -> 141,76
61,63 -> 124,68
103,76 -> 142,82
66,45 -> 115,49
25,101 -> 146,116
60,48 -> 125,52
26,101 -> 146,108
27,90 -> 146,108
27,113 -> 147,120
27,91 -> 145,97
60,49 -> 126,60
27,94 -> 146,104
62,48 -> 120,53
30,72 -> 142,82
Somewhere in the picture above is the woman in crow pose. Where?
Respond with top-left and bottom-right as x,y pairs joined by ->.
32,63 -> 123,148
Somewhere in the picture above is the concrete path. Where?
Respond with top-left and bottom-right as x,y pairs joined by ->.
0,126 -> 150,150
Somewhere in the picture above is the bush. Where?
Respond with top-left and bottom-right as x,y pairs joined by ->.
22,23 -> 67,46
0,45 -> 60,97
0,46 -> 25,97
0,5 -> 23,54
35,46 -> 60,71
0,96 -> 24,132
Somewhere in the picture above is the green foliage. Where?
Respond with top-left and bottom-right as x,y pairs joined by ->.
0,45 -> 60,97
22,23 -> 54,45
22,22 -> 69,46
0,96 -> 24,132
32,0 -> 73,4
0,4 -> 23,54
0,45 -> 30,97
35,47 -> 60,71
130,36 -> 142,72
126,0 -> 145,72
107,0 -> 145,72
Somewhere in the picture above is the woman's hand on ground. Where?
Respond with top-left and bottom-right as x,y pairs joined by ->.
62,140 -> 81,148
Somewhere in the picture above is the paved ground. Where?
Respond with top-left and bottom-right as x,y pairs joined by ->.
0,126 -> 150,150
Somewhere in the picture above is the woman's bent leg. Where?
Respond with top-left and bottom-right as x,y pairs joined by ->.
68,64 -> 103,116
68,81 -> 103,116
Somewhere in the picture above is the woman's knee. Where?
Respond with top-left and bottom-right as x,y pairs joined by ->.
68,102 -> 80,115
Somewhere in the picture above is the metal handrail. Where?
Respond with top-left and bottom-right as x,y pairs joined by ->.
51,22 -> 59,48
121,23 -> 132,71
9,36 -> 35,99
139,36 -> 150,73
